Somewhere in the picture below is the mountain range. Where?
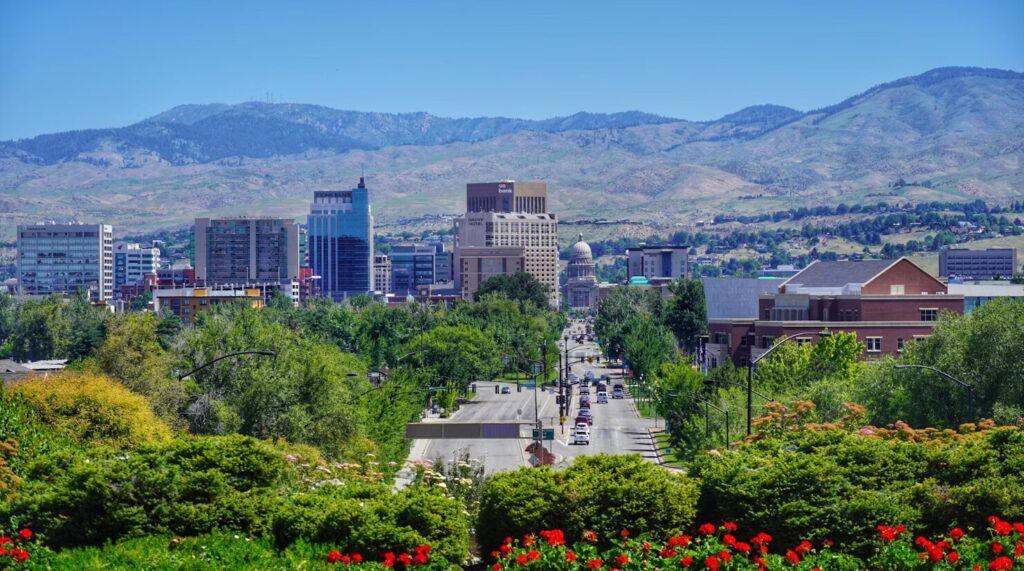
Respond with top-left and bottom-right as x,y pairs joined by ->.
1,66 -> 1022,240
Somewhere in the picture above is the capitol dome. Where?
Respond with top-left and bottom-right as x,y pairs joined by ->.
570,234 -> 592,261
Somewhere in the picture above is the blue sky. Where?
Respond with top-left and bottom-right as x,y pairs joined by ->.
1,0 -> 1021,140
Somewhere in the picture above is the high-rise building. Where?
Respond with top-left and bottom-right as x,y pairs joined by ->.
194,217 -> 300,285
113,242 -> 160,292
307,177 -> 375,300
373,254 -> 392,294
390,244 -> 439,294
16,223 -> 114,301
456,247 -> 527,299
455,180 -> 559,308
627,245 -> 689,283
466,181 -> 548,214
564,234 -> 598,311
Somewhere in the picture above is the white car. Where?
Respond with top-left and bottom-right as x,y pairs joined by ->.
596,391 -> 608,404
573,427 -> 591,445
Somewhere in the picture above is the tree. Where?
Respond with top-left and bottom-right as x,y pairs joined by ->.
594,287 -> 662,360
9,296 -> 69,362
663,278 -> 708,353
474,272 -> 549,309
97,313 -> 187,427
64,289 -> 106,361
406,325 -> 501,392
653,358 -> 709,456
622,316 -> 676,386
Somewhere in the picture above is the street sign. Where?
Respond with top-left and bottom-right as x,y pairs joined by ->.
531,428 -> 555,441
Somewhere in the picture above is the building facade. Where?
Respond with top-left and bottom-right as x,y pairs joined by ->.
627,245 -> 689,283
706,258 -> 964,368
153,287 -> 264,326
455,246 -> 527,300
113,241 -> 160,292
564,234 -> 599,311
466,181 -> 548,214
390,244 -> 438,294
373,254 -> 392,294
454,210 -> 559,307
307,178 -> 375,300
939,248 -> 1017,279
16,223 -> 114,301
947,281 -> 1024,313
194,217 -> 300,285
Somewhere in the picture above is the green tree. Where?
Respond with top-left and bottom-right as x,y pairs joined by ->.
663,278 -> 708,353
9,296 -> 70,362
653,358 -> 709,456
406,325 -> 501,392
622,315 -> 676,386
594,286 -> 662,360
474,272 -> 549,309
64,289 -> 106,361
97,312 -> 187,427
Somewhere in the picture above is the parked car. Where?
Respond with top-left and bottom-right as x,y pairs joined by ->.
612,386 -> 624,399
573,426 -> 590,445
596,391 -> 608,404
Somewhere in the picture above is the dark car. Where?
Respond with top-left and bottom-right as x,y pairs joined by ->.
500,386 -> 511,395
574,414 -> 593,426
579,396 -> 590,408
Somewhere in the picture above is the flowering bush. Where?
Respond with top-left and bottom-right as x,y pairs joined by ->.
870,516 -> 1024,570
324,544 -> 452,569
0,528 -> 34,567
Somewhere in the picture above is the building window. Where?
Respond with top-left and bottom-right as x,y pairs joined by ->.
866,337 -> 882,352
890,284 -> 905,295
713,332 -> 729,344
897,338 -> 905,352
920,308 -> 938,322
795,337 -> 812,346
740,335 -> 748,347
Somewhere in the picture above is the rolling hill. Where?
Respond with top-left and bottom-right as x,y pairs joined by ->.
1,66 -> 1022,240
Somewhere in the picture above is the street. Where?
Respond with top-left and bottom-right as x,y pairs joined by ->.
406,321 -> 658,474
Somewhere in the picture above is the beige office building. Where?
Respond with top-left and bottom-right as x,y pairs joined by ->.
455,209 -> 559,308
195,217 -> 300,285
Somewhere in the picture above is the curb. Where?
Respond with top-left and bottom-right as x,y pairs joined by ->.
648,428 -> 665,466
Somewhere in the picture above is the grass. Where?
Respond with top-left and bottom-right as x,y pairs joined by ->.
653,432 -> 688,469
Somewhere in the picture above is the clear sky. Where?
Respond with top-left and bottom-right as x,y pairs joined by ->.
1,0 -> 1021,140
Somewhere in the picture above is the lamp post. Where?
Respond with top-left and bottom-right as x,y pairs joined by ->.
178,350 -> 277,380
893,364 -> 975,422
746,330 -> 830,436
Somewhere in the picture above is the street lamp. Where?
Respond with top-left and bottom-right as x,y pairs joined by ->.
746,330 -> 830,436
893,364 -> 975,422
178,350 -> 277,380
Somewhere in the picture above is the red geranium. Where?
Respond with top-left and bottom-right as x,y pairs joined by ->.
990,556 -> 1013,571
705,555 -> 720,571
723,522 -> 738,532
615,554 -> 629,566
699,523 -> 716,536
587,558 -> 603,569
950,528 -> 965,540
17,529 -> 31,541
681,555 -> 693,568
515,554 -> 528,565
566,552 -> 577,562
327,550 -> 343,564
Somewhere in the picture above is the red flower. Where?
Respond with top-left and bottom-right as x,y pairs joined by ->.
990,556 -> 1013,571
948,551 -> 959,563
413,552 -> 428,565
0,547 -> 7,557
723,534 -> 736,547
500,544 -> 512,555
383,552 -> 396,568
950,528 -> 965,540
751,532 -> 772,545
527,550 -> 540,561
668,535 -> 692,547
877,525 -> 905,542
352,553 -> 363,563
718,550 -> 731,563
734,542 -> 751,553
398,553 -> 412,565
17,529 -> 31,541
660,548 -> 678,558
621,529 -> 630,538
822,539 -> 834,549
516,554 -> 528,565
928,547 -> 943,562
0,537 -> 11,545
416,545 -> 431,555
723,522 -> 738,532
14,549 -> 29,563
584,530 -> 598,542
327,550 -> 343,564
505,537 -> 514,545
523,536 -> 534,547
493,565 -> 502,571
540,529 -> 566,547
566,552 -> 577,562
1016,542 -> 1024,557
680,556 -> 693,568
615,555 -> 629,566
992,542 -> 1003,554
785,550 -> 800,565
587,558 -> 603,569
1014,522 -> 1024,534
705,555 -> 720,571
699,524 -> 716,536
795,540 -> 812,556
643,542 -> 651,551
341,555 -> 351,564
994,520 -> 1013,536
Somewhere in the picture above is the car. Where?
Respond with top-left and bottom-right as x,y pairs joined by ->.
579,384 -> 590,395
597,383 -> 607,393
500,386 -> 511,395
577,407 -> 592,418
574,414 -> 593,426
579,396 -> 590,408
593,378 -> 602,387
596,391 -> 608,404
584,370 -> 595,381
612,387 -> 624,399
568,372 -> 578,382
573,427 -> 590,445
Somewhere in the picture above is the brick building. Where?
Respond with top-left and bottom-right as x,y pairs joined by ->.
706,258 -> 964,367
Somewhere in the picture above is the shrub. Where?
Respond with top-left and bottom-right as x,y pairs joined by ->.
2,435 -> 284,547
477,454 -> 699,553
273,484 -> 469,565
8,371 -> 172,448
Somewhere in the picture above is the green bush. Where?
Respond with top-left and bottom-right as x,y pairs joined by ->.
273,484 -> 469,565
2,435 -> 284,547
477,454 -> 699,552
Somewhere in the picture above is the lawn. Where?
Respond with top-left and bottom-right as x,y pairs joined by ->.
653,431 -> 688,469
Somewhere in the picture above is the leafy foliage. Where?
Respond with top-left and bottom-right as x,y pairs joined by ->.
474,272 -> 550,310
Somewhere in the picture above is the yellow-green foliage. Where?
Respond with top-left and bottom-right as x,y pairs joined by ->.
0,439 -> 21,500
10,371 -> 172,447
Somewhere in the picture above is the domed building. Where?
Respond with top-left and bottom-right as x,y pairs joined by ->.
564,233 -> 598,311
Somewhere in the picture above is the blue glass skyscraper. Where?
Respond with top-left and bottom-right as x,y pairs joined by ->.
307,177 -> 374,300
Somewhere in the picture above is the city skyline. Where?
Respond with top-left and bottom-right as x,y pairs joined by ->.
2,0 -> 1022,139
